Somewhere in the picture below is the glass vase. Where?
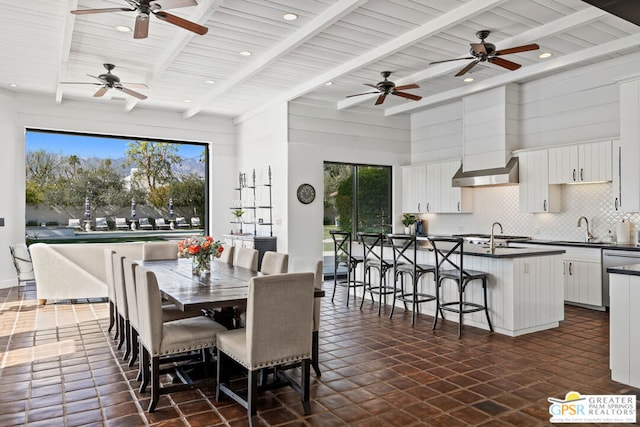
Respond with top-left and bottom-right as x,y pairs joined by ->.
192,255 -> 211,277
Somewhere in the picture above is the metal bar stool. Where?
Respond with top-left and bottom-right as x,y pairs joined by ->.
388,234 -> 438,326
329,230 -> 364,306
357,232 -> 395,315
428,236 -> 493,338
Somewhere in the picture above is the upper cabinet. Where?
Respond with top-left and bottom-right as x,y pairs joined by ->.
619,78 -> 640,212
402,160 -> 472,214
548,140 -> 612,184
518,149 -> 561,213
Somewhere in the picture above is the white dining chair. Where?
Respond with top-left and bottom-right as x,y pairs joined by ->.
142,241 -> 178,260
214,245 -> 234,265
136,265 -> 227,412
289,256 -> 323,376
260,251 -> 288,275
216,272 -> 315,425
236,247 -> 258,271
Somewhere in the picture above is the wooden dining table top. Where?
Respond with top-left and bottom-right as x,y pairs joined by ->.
139,258 -> 323,311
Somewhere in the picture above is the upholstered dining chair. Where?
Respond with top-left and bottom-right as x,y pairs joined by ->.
9,243 -> 35,296
214,244 -> 234,265
104,249 -> 119,337
142,241 -> 178,260
112,253 -> 132,359
260,251 -> 288,275
216,272 -> 315,425
135,265 -> 227,412
289,257 -> 323,376
236,247 -> 258,271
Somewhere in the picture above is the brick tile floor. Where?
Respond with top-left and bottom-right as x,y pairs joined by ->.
1,282 -> 638,426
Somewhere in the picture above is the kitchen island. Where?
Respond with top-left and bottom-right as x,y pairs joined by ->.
406,240 -> 566,337
606,264 -> 640,388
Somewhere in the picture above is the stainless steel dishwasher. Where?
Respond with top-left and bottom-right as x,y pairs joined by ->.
602,249 -> 640,308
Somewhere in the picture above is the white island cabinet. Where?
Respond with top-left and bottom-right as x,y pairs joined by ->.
412,243 -> 565,337
607,265 -> 640,388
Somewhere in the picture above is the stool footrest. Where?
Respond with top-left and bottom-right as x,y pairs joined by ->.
441,301 -> 487,314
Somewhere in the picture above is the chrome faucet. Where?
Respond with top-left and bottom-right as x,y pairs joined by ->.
577,216 -> 594,243
489,222 -> 503,254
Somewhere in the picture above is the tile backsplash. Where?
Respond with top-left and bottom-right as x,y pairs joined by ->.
418,183 -> 640,242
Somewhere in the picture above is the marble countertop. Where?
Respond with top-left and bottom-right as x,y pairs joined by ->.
414,238 -> 565,259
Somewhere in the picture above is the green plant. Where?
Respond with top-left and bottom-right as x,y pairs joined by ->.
232,209 -> 244,218
402,213 -> 417,227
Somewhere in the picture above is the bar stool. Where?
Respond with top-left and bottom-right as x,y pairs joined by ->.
428,236 -> 493,338
357,232 -> 395,315
330,230 -> 364,306
388,234 -> 437,326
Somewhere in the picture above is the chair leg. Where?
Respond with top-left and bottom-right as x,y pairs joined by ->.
482,278 -> 494,332
123,319 -> 131,360
129,328 -> 139,367
312,330 -> 321,377
148,356 -> 160,412
136,340 -> 143,382
139,347 -> 150,393
216,349 -> 228,402
108,301 -> 115,333
113,309 -> 120,341
331,262 -> 338,303
458,281 -> 464,338
117,316 -> 126,349
247,369 -> 259,421
432,278 -> 442,330
301,359 -> 311,415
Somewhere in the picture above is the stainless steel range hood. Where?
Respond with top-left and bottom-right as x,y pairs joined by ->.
452,157 -> 519,187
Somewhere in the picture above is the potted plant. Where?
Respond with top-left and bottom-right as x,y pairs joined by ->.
402,213 -> 417,234
232,209 -> 244,233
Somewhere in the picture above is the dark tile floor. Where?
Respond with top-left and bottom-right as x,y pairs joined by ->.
1,282 -> 638,426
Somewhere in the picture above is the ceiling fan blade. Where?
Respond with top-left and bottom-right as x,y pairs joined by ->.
60,82 -> 101,85
151,0 -> 198,10
471,43 -> 487,55
494,43 -> 539,56
87,74 -> 107,83
429,57 -> 474,65
122,82 -> 149,89
394,83 -> 419,91
393,91 -> 422,101
134,14 -> 150,39
71,7 -> 135,15
345,91 -> 380,98
93,87 -> 109,97
153,11 -> 208,35
455,60 -> 480,77
375,93 -> 387,105
364,83 -> 379,89
117,86 -> 148,100
488,56 -> 521,71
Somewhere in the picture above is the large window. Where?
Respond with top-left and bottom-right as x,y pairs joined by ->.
323,162 -> 392,253
25,129 -> 208,232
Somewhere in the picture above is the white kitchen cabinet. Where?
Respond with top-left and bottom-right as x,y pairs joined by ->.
619,78 -> 640,212
401,164 -> 427,213
517,149 -> 561,213
612,139 -> 623,211
548,140 -> 612,184
609,273 -> 640,388
424,160 -> 472,213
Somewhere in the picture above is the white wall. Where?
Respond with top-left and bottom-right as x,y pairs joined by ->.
0,91 -> 236,288
288,100 -> 411,259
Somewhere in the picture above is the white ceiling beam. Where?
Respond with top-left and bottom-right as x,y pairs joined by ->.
124,0 -> 223,112
183,0 -> 369,118
337,6 -> 608,110
55,0 -> 79,104
235,0 -> 509,124
384,32 -> 640,116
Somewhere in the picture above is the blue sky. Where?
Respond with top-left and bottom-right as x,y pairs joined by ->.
26,131 -> 205,160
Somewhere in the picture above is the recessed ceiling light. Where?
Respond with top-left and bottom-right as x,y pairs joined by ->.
283,13 -> 298,21
183,99 -> 192,103
325,81 -> 334,86
463,77 -> 474,82
205,80 -> 216,84
115,25 -> 132,32
239,51 -> 252,56
9,83 -> 17,88
539,52 -> 552,59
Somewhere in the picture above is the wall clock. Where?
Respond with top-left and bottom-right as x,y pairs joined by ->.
296,183 -> 316,204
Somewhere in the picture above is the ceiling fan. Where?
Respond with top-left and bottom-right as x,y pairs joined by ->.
61,63 -> 148,100
346,71 -> 422,105
430,30 -> 539,77
70,0 -> 208,39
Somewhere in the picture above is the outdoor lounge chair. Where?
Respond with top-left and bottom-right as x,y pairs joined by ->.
67,218 -> 82,230
138,218 -> 153,230
175,217 -> 190,229
155,218 -> 170,230
115,217 -> 129,230
95,217 -> 109,231
190,217 -> 201,228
